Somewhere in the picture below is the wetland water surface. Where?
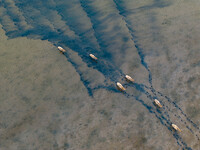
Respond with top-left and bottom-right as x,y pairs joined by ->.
0,0 -> 200,149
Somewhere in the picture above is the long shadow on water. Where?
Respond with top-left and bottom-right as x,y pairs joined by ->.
0,0 -> 198,149
2,0 -> 125,96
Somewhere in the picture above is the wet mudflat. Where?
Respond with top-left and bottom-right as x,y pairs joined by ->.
0,0 -> 199,149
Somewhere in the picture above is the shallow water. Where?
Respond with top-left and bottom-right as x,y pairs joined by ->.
0,0 -> 200,149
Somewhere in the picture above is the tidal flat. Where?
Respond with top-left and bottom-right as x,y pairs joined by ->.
0,0 -> 200,150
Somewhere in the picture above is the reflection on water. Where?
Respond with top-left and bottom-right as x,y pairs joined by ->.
0,0 -> 200,149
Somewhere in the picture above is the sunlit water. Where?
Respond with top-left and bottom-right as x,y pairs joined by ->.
0,0 -> 200,149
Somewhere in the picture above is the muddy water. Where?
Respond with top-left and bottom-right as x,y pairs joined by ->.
0,0 -> 199,149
